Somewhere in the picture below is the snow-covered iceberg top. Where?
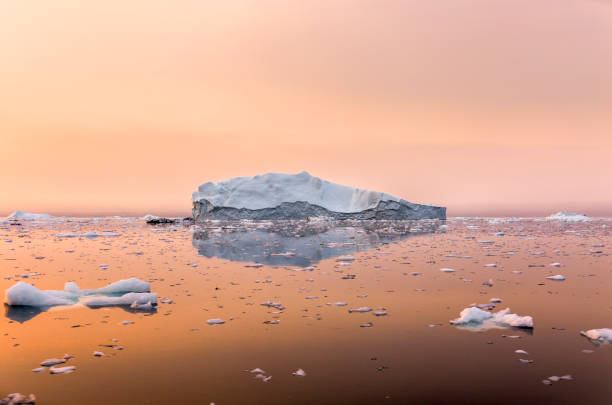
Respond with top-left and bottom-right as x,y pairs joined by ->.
7,210 -> 56,220
193,171 -> 406,213
546,212 -> 591,222
450,307 -> 533,329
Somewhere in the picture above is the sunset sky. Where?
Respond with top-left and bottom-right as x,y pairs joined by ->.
1,0 -> 611,217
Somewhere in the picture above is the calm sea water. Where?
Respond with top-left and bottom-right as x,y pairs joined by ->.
1,217 -> 610,404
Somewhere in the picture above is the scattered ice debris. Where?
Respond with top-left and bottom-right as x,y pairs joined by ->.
373,311 -> 388,317
120,321 -> 135,325
518,359 -> 533,364
440,268 -> 455,273
482,279 -> 494,287
546,212 -> 590,222
260,301 -> 284,310
292,368 -> 306,377
348,307 -> 372,313
450,307 -> 533,329
327,302 -> 348,306
263,320 -> 280,325
49,366 -> 76,375
542,375 -> 573,385
490,298 -> 502,303
0,393 -> 36,404
484,264 -> 497,268
93,351 -> 104,357
580,328 -> 612,343
549,263 -> 562,267
515,349 -> 528,354
160,299 -> 173,304
31,367 -> 45,373
250,368 -> 265,374
360,322 -> 373,328
207,318 -> 225,325
546,275 -> 566,281
254,374 -> 272,382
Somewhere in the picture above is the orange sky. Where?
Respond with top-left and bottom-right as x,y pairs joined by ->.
1,0 -> 611,217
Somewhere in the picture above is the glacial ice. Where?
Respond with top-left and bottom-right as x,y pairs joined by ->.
7,210 -> 56,220
546,212 -> 591,222
546,275 -> 566,281
193,171 -> 402,213
84,293 -> 158,308
450,307 -> 533,329
5,283 -> 76,307
81,278 -> 150,295
580,328 -> 612,343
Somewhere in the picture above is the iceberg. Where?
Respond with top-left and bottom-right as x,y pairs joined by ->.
84,293 -> 158,308
4,282 -> 76,307
450,307 -> 533,329
7,210 -> 56,220
192,172 -> 446,220
546,212 -> 591,222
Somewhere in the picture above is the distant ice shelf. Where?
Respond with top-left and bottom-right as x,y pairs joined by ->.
192,171 -> 446,220
546,212 -> 591,222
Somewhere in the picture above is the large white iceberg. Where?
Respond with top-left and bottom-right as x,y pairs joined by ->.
546,212 -> 591,222
7,210 -> 56,220
192,171 -> 446,220
4,282 -> 76,307
450,307 -> 533,329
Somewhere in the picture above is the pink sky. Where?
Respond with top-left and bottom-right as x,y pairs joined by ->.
1,0 -> 611,217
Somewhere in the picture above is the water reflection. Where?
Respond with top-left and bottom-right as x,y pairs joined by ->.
192,219 -> 444,266
4,304 -> 46,323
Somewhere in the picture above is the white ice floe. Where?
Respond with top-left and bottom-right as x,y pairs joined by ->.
5,283 -> 76,307
450,307 -> 533,329
546,212 -> 591,222
580,328 -> 612,343
348,307 -> 372,313
0,393 -> 36,404
440,268 -> 455,273
546,275 -> 566,281
40,358 -> 66,367
49,366 -> 76,374
207,318 -> 225,325
7,210 -> 56,220
81,278 -> 151,295
84,292 -> 157,308
327,302 -> 348,306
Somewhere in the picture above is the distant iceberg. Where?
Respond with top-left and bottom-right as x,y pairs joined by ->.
450,307 -> 534,329
546,212 -> 591,222
7,210 -> 56,220
192,172 -> 446,220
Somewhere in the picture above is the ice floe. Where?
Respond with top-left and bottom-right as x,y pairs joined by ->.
450,307 -> 533,329
7,210 -> 56,220
546,212 -> 591,222
580,328 -> 612,344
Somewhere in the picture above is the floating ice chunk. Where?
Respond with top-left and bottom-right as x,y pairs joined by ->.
64,282 -> 79,293
250,368 -> 265,374
120,321 -> 134,325
373,311 -> 387,317
130,301 -> 154,310
32,367 -> 45,373
549,263 -> 562,267
49,365 -> 76,374
546,212 -> 591,222
254,374 -> 272,382
515,349 -> 528,354
440,268 -> 455,273
580,328 -> 612,343
348,307 -> 372,313
450,307 -> 533,329
40,358 -> 66,367
82,231 -> 120,238
482,279 -> 494,287
360,322 -> 373,328
5,283 -> 76,307
327,302 -> 348,306
207,318 -> 225,325
84,293 -> 157,308
292,368 -> 306,377
244,263 -> 263,268
82,278 -> 150,295
337,256 -> 355,262
546,275 -> 566,281
93,351 -> 104,357
0,393 -> 36,404
490,298 -> 502,303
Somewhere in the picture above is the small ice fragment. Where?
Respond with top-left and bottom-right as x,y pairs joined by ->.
546,275 -> 566,281
360,322 -> 373,328
542,379 -> 552,385
519,359 -> 533,363
250,368 -> 265,374
49,365 -> 76,374
440,268 -> 455,273
580,328 -> 612,343
32,367 -> 45,373
348,307 -> 372,313
327,302 -> 348,306
93,351 -> 104,357
490,298 -> 502,303
515,349 -> 528,354
207,318 -> 225,325
549,263 -> 562,267
337,256 -> 355,262
482,279 -> 494,287
120,321 -> 134,325
548,376 -> 560,382
373,311 -> 387,317
292,368 -> 306,377
40,358 -> 66,367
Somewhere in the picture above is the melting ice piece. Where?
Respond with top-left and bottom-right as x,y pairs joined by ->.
292,368 -> 306,377
84,293 -> 157,308
327,302 -> 348,306
207,318 -> 225,325
93,351 -> 104,357
250,368 -> 265,374
450,307 -> 533,329
348,307 -> 372,313
40,358 -> 66,367
546,275 -> 566,281
0,393 -> 36,404
580,328 -> 612,343
81,278 -> 150,295
5,282 -> 76,307
32,367 -> 45,373
440,268 -> 455,273
515,349 -> 528,354
49,365 -> 76,374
